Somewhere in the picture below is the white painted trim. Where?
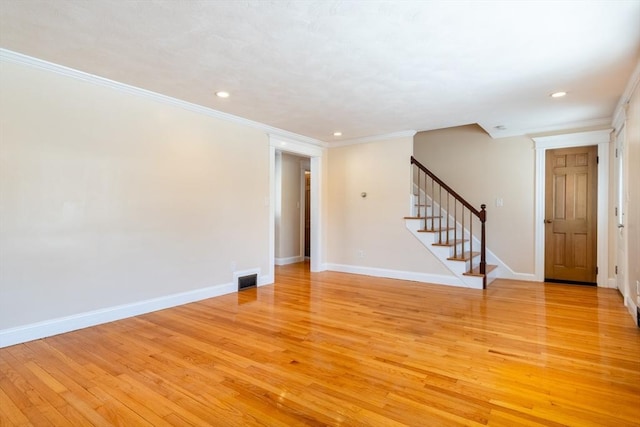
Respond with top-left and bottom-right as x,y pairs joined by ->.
0,276 -> 273,348
612,58 -> 640,130
324,263 -> 463,287
480,118 -> 612,139
606,278 -> 618,289
309,156 -> 323,272
532,130 -> 611,286
269,134 -> 323,157
269,137 -> 325,277
625,297 -> 638,324
325,130 -> 417,148
275,256 -> 304,266
597,142 -> 610,288
533,129 -> 612,149
267,146 -> 277,285
0,48 -> 322,148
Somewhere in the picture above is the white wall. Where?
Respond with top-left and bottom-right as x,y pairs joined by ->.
413,125 -> 535,275
0,59 -> 271,339
325,135 -> 452,281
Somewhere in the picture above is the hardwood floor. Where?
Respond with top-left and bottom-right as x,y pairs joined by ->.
1,262 -> 639,426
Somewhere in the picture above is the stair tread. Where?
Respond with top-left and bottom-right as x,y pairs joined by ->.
417,227 -> 455,233
403,215 -> 442,220
432,239 -> 468,247
463,264 -> 498,277
447,251 -> 480,261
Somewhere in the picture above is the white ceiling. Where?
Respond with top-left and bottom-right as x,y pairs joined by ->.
1,0 -> 639,143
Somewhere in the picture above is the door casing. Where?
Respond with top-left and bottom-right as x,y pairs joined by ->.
533,130 -> 611,287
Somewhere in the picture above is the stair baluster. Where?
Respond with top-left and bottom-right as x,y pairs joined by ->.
410,156 -> 488,288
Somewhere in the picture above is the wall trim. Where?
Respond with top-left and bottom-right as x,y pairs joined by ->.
532,129 -> 611,286
0,48 -> 321,148
612,58 -> 640,130
625,297 -> 638,324
325,263 -> 465,287
0,276 -> 268,348
324,130 -> 417,148
275,256 -> 304,266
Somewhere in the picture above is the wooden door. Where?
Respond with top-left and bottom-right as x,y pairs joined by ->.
545,146 -> 598,284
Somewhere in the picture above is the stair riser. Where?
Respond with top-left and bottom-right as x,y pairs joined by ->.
406,217 -> 489,290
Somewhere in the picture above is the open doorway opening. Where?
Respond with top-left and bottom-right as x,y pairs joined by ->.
274,151 -> 311,270
268,135 -> 323,284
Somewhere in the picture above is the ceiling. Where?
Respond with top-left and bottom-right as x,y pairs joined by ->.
1,0 -> 639,143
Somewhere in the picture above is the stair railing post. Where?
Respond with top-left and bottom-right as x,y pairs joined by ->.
480,204 -> 487,288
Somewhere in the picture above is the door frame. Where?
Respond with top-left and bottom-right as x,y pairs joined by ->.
614,124 -> 630,306
533,129 -> 612,287
300,165 -> 311,259
268,135 -> 324,283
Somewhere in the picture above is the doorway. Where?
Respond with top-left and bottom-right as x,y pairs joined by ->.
268,135 -> 323,284
533,129 -> 610,287
304,170 -> 311,258
544,146 -> 598,284
614,125 -> 628,300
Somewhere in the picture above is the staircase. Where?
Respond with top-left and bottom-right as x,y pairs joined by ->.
405,156 -> 498,289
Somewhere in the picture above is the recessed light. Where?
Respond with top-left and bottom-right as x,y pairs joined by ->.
333,132 -> 342,137
550,91 -> 567,98
215,91 -> 230,98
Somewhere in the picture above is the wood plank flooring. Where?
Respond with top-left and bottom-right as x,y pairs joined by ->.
1,262 -> 639,426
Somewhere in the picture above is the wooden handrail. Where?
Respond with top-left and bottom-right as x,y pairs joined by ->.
411,156 -> 488,287
411,156 -> 482,217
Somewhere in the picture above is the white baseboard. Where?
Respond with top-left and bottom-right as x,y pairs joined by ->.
325,263 -> 464,287
275,256 -> 304,266
625,297 -> 638,325
604,277 -> 618,289
0,275 -> 267,349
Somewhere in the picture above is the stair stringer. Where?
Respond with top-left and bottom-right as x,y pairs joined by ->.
407,190 -> 500,287
405,218 -> 485,289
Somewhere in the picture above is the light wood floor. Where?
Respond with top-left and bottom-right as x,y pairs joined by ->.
1,262 -> 639,426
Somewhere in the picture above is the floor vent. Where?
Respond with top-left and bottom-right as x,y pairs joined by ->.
238,274 -> 257,291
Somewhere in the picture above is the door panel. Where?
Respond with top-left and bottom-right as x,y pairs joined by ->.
545,146 -> 597,283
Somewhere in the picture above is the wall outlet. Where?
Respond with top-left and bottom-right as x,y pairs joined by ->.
495,197 -> 504,207
357,250 -> 365,258
636,280 -> 640,296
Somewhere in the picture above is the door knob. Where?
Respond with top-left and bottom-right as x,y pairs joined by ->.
618,224 -> 625,228
544,219 -> 552,224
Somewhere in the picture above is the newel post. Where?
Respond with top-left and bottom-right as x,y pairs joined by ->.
480,204 -> 487,288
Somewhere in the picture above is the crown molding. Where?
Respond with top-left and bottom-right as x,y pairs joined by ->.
612,57 -> 640,131
532,128 -> 612,150
324,130 -> 417,148
0,48 -> 322,147
479,117 -> 612,139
